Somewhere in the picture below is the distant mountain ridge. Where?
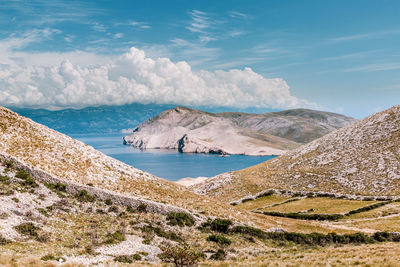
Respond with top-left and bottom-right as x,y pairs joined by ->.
190,105 -> 400,201
123,106 -> 355,156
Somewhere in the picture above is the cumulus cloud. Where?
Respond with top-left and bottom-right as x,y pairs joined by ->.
0,35 -> 315,110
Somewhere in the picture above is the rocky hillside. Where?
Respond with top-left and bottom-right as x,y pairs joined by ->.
0,107 -> 332,232
123,107 -> 353,156
1,106 -> 400,266
191,105 -> 400,202
222,108 -> 355,143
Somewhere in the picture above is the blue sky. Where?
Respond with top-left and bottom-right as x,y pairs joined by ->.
0,0 -> 399,118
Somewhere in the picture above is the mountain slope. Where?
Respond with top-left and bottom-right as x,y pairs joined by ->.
222,108 -> 355,144
124,107 -> 353,156
0,106 -> 322,232
191,105 -> 400,202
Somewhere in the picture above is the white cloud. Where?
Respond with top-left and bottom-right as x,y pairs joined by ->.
345,62 -> 400,72
115,20 -> 151,30
114,33 -> 124,39
0,32 -> 315,110
228,11 -> 249,19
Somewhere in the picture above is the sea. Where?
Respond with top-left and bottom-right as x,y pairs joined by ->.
70,133 -> 277,181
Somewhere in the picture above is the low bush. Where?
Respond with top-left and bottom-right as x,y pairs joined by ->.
256,190 -> 275,198
105,198 -> 113,205
262,211 -> 344,221
141,225 -> 181,242
345,201 -> 390,215
232,224 -> 400,246
15,222 -> 39,237
206,218 -> 233,233
167,212 -> 195,227
137,203 -> 147,212
114,254 -> 141,263
15,170 -> 30,180
159,243 -> 205,267
40,254 -> 65,261
5,160 -> 13,169
241,198 -> 253,203
108,205 -> 119,213
209,249 -> 226,260
45,183 -> 66,196
0,235 -> 11,245
15,170 -> 38,188
104,230 -> 126,244
75,190 -> 95,202
0,175 -> 9,182
206,234 -> 231,246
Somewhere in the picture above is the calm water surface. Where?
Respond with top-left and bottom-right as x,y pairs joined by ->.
71,134 -> 277,181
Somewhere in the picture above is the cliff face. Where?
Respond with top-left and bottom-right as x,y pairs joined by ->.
123,106 -> 355,156
190,105 -> 400,201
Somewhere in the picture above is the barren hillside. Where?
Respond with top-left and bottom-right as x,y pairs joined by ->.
191,105 -> 400,202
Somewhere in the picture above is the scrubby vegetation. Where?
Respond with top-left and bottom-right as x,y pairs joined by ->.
200,218 -> 233,233
262,211 -> 344,221
206,234 -> 231,246
114,254 -> 141,263
103,230 -> 126,244
75,189 -> 95,202
166,212 -> 195,227
159,243 -> 204,267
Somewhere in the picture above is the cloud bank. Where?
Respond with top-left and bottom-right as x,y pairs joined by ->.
0,40 -> 314,110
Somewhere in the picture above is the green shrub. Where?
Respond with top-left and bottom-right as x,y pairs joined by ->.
159,243 -> 204,266
256,190 -> 274,198
372,232 -> 400,242
262,211 -> 344,221
104,230 -> 125,244
141,225 -> 181,242
0,175 -> 9,182
167,212 -> 195,227
15,170 -> 30,180
45,183 -> 66,196
40,254 -> 65,261
241,198 -> 253,203
108,205 -> 119,213
114,254 -> 141,263
15,222 -> 39,237
207,218 -> 232,233
345,201 -> 390,215
5,160 -> 13,169
209,249 -> 226,260
11,197 -> 19,203
231,225 -> 265,239
37,208 -> 48,217
136,203 -> 147,212
0,235 -> 11,245
105,198 -> 113,205
75,190 -> 95,202
15,170 -> 38,188
206,234 -> 231,246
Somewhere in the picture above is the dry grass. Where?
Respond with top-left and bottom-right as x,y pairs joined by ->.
261,197 -> 377,214
337,215 -> 400,232
345,202 -> 400,219
200,243 -> 400,266
236,195 -> 292,211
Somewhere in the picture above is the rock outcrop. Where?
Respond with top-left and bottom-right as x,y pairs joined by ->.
124,106 -> 354,156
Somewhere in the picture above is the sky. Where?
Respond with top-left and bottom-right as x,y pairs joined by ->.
0,0 -> 399,118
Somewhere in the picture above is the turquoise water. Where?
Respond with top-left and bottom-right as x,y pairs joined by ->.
71,134 -> 277,181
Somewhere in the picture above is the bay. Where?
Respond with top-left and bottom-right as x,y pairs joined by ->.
71,133 -> 277,181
